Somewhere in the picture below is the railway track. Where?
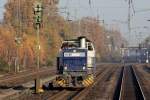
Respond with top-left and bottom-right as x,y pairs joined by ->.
133,65 -> 150,100
2,64 -> 147,100
6,64 -> 147,100
45,65 -> 118,100
46,89 -> 82,100
114,65 -> 145,100
0,67 -> 55,86
0,64 -> 117,100
72,68 -> 113,100
23,64 -> 110,100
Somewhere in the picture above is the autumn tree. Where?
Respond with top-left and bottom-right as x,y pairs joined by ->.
1,0 -> 63,71
0,0 -> 127,72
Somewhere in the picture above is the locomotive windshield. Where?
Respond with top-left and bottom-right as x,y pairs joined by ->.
61,41 -> 79,49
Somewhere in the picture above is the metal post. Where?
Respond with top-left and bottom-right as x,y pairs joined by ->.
78,20 -> 81,36
121,48 -> 124,63
33,1 -> 43,93
146,50 -> 149,63
17,45 -> 19,72
15,0 -> 21,73
15,37 -> 21,73
37,24 -> 40,70
35,24 -> 40,93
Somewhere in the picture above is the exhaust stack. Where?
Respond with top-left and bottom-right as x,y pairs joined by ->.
79,37 -> 86,48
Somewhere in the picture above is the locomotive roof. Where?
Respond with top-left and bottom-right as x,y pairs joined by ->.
64,36 -> 91,42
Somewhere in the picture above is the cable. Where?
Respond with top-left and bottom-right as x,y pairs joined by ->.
135,9 -> 150,13
60,6 -> 127,9
89,0 -> 96,18
131,0 -> 135,15
89,0 -> 91,7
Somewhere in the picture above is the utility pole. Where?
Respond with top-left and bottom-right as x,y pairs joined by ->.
96,9 -> 104,25
121,47 -> 125,63
128,0 -> 131,34
33,0 -> 43,93
125,0 -> 135,43
15,0 -> 22,73
78,19 -> 81,36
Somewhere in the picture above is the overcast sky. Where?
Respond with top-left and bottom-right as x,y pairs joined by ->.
0,0 -> 6,20
58,0 -> 150,46
0,0 -> 150,46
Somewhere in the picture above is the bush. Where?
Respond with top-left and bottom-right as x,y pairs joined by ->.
46,56 -> 55,66
0,58 -> 9,72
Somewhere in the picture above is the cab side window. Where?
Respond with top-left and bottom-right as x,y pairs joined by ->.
88,43 -> 93,51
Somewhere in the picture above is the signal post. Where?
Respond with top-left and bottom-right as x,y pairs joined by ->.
33,0 -> 43,93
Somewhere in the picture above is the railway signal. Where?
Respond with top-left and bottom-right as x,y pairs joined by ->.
33,1 -> 43,93
33,1 -> 43,28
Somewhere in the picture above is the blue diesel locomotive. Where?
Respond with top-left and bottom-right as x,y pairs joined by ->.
55,36 -> 96,87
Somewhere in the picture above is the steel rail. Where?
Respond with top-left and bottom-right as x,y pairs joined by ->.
119,65 -> 145,100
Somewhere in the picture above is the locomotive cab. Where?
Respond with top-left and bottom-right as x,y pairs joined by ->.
86,42 -> 96,74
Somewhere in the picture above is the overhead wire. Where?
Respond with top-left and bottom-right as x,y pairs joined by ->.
131,0 -> 135,16
135,9 -> 150,13
64,0 -> 70,20
77,0 -> 81,35
89,0 -> 95,17
124,0 -> 135,44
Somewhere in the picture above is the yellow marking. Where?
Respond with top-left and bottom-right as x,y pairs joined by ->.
58,82 -> 63,86
82,75 -> 94,87
86,79 -> 92,86
84,80 -> 90,86
88,77 -> 94,80
56,79 -> 66,87
59,80 -> 63,84
88,78 -> 94,83
58,81 -> 63,85
37,88 -> 44,93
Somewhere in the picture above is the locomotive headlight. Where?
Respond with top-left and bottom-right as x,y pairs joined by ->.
64,66 -> 67,70
83,66 -> 86,70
